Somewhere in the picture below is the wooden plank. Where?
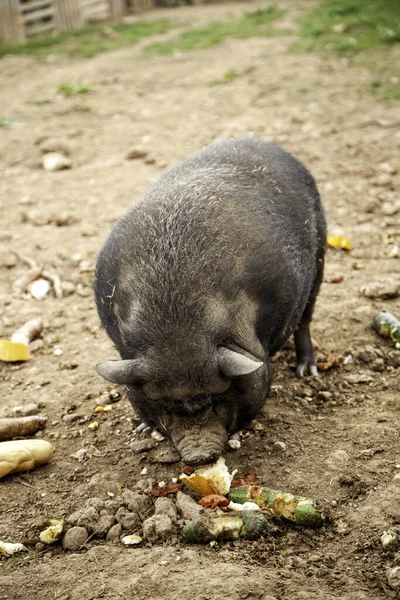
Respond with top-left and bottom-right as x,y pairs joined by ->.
22,6 -> 54,23
0,0 -> 26,44
19,0 -> 51,13
25,19 -> 54,35
53,0 -> 83,31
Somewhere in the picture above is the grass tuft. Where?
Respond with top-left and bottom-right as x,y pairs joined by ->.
144,4 -> 287,56
0,20 -> 174,60
291,0 -> 400,54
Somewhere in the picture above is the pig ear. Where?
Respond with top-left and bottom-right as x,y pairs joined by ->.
217,347 -> 263,377
96,359 -> 146,384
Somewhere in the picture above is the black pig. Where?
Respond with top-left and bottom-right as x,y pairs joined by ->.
94,138 -> 326,465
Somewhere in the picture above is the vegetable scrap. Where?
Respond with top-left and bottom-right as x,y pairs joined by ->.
183,510 -> 272,543
228,485 -> 323,528
316,352 -> 343,371
122,534 -> 143,546
39,519 -> 64,544
327,236 -> 352,251
0,439 -> 53,479
372,309 -> 400,350
0,317 -> 43,363
199,494 -> 230,509
179,457 -> 233,497
0,415 -> 47,441
0,540 -> 27,557
144,482 -> 182,497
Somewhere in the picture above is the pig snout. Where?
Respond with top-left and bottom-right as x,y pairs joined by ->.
167,408 -> 229,466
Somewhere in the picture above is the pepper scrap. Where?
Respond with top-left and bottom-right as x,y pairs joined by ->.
228,485 -> 324,528
372,309 -> 400,350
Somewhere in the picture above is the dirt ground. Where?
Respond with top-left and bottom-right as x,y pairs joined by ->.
1,2 -> 400,599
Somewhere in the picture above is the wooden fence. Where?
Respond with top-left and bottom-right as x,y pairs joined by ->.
0,0 -> 156,45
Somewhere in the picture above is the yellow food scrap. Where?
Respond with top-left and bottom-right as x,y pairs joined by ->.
327,236 -> 352,251
94,405 -> 113,413
88,421 -> 99,430
180,457 -> 233,497
0,340 -> 30,362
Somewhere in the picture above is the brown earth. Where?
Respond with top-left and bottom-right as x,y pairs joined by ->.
1,2 -> 400,599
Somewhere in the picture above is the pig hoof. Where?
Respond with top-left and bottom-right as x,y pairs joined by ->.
183,451 -> 222,467
296,362 -> 318,378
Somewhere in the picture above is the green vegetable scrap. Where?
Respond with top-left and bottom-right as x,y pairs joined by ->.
228,485 -> 324,528
372,309 -> 400,350
183,510 -> 272,543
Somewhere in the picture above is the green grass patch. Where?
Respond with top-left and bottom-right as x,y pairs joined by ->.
291,0 -> 400,54
0,19 -> 174,60
144,4 -> 286,56
0,117 -> 13,128
212,69 -> 239,85
369,76 -> 400,100
27,98 -> 52,105
58,82 -> 94,96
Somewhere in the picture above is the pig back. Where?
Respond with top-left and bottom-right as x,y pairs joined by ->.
95,138 -> 325,358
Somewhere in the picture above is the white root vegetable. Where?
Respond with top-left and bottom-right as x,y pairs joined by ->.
0,541 -> 27,556
0,439 -> 53,479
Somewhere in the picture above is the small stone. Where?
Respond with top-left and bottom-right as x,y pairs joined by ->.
298,397 -> 310,409
379,162 -> 397,175
42,152 -> 71,171
61,281 -> 75,296
62,527 -> 88,551
106,523 -> 122,542
381,202 -> 400,216
103,499 -> 121,515
151,446 -> 181,463
38,137 -> 71,156
125,146 -> 148,160
35,542 -> 46,552
360,278 -> 400,300
272,441 -> 286,452
85,497 -> 104,512
67,506 -> 98,528
70,448 -> 89,462
176,491 -> 204,521
115,507 -> 140,530
316,391 -> 332,401
53,347 -> 63,356
326,449 -> 350,469
387,566 -> 400,590
92,513 -> 115,538
130,439 -> 158,453
12,402 -> 40,416
120,490 -> 152,513
142,514 -> 175,542
29,278 -> 50,299
343,373 -> 373,384
154,497 -> 178,524
62,413 -> 81,424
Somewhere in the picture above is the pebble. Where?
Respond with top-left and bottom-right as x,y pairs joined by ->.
29,278 -> 50,299
154,497 -> 178,524
360,278 -> 400,299
12,402 -> 40,416
38,137 -> 72,156
115,507 -> 139,530
272,441 -> 286,452
379,162 -> 397,175
131,439 -> 158,453
106,523 -> 122,542
387,566 -> 400,590
62,527 -> 88,551
93,514 -> 116,538
125,146 -> 148,160
343,373 -> 373,384
67,506 -> 98,528
120,490 -> 151,514
151,446 -> 181,463
381,201 -> 400,216
42,152 -> 71,171
326,449 -> 350,470
122,534 -> 142,546
176,491 -> 204,521
142,514 -> 175,542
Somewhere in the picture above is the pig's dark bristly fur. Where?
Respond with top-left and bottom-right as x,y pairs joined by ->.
94,138 -> 326,464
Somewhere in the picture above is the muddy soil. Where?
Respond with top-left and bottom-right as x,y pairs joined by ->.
0,2 -> 400,599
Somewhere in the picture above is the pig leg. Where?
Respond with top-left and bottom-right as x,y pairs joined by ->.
294,249 -> 325,377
